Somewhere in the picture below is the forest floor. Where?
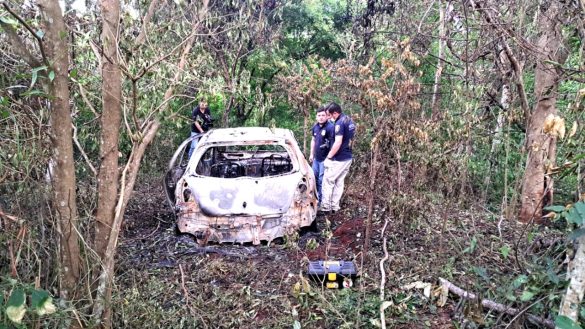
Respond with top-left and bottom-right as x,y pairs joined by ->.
113,177 -> 562,328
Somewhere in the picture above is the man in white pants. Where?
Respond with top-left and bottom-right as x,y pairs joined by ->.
320,102 -> 355,214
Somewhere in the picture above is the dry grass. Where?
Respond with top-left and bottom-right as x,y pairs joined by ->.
109,174 -> 564,328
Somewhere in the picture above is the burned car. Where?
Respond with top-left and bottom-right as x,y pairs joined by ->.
164,127 -> 317,245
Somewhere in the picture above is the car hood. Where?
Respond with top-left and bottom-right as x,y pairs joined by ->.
184,172 -> 303,217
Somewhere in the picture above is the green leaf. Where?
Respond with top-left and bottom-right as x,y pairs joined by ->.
505,292 -> 516,301
544,205 -> 565,212
69,68 -> 78,78
500,245 -> 511,259
20,89 -> 47,98
520,290 -> 535,302
0,109 -> 9,119
547,268 -> 560,284
31,289 -> 50,310
555,315 -> 582,329
566,207 -> 584,225
30,65 -> 48,89
0,16 -> 18,26
512,275 -> 528,289
48,71 -> 55,82
463,237 -> 477,254
7,289 -> 25,308
6,289 -> 26,324
544,59 -> 563,67
574,202 -> 585,217
473,266 -> 490,282
569,228 -> 585,241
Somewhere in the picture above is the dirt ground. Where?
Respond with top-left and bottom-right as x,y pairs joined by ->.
113,177 -> 561,328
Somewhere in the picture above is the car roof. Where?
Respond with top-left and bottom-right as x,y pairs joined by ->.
200,127 -> 295,144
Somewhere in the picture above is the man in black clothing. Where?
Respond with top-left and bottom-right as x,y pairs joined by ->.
309,107 -> 335,205
188,101 -> 212,158
321,102 -> 356,212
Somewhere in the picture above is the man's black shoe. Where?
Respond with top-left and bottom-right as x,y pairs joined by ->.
317,210 -> 331,216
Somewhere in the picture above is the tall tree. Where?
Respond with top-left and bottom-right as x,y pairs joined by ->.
93,0 -> 122,326
38,0 -> 82,300
518,0 -> 568,222
92,1 -> 210,325
95,0 -> 121,271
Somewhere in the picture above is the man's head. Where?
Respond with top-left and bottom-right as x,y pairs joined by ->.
325,102 -> 342,120
199,101 -> 208,112
316,107 -> 328,124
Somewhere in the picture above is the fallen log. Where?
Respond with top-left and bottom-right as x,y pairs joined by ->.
439,277 -> 555,328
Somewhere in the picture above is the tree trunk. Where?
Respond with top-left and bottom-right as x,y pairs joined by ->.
91,2 -> 209,324
95,0 -> 122,265
223,95 -> 234,127
93,0 -> 122,326
518,1 -> 567,222
362,0 -> 375,59
558,231 -> 585,323
482,54 -> 510,202
92,121 -> 160,327
38,0 -> 81,299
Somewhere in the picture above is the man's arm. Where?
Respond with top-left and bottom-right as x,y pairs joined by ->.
326,135 -> 343,159
194,121 -> 204,133
309,137 -> 315,162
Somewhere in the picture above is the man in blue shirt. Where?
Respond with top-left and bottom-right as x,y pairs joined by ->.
188,101 -> 212,158
309,107 -> 335,206
320,102 -> 356,213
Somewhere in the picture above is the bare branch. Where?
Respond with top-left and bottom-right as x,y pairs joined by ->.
466,0 -> 531,118
135,0 -> 160,46
73,79 -> 100,118
378,217 -> 390,329
72,124 -> 97,176
500,40 -> 530,120
439,278 -> 555,328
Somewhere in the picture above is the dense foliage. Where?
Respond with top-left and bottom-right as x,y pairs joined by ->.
1,0 -> 584,327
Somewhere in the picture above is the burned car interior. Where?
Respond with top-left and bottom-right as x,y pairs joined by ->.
194,144 -> 293,178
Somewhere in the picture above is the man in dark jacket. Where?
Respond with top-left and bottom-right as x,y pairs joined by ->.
309,107 -> 335,205
188,100 -> 212,158
320,102 -> 356,213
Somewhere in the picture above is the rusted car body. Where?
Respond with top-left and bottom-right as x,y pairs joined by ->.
164,127 -> 317,244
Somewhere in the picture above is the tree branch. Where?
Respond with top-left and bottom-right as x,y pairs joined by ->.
72,124 -> 97,176
379,217 -> 390,329
466,0 -> 531,119
135,0 -> 160,46
439,278 -> 555,328
0,21 -> 42,68
1,2 -> 48,65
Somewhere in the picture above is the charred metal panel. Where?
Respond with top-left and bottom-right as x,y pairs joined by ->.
185,174 -> 301,217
